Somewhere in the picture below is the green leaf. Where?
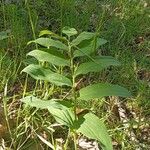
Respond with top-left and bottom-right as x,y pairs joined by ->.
79,83 -> 131,100
74,38 -> 107,57
21,96 -> 61,109
71,31 -> 95,46
75,56 -> 120,76
48,107 -> 75,127
27,50 -> 69,66
39,30 -> 57,37
76,113 -> 113,150
21,96 -> 75,127
62,26 -> 78,37
28,38 -> 68,50
39,30 -> 66,41
22,64 -> 72,86
21,96 -> 72,109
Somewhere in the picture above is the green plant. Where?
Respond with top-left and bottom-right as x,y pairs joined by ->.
21,27 -> 131,150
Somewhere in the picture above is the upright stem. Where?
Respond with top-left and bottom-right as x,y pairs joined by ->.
68,41 -> 77,120
73,132 -> 77,150
60,0 -> 64,32
64,129 -> 70,150
26,0 -> 38,49
3,82 -> 15,148
93,7 -> 105,55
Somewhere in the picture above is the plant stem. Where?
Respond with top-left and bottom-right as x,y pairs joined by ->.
73,132 -> 77,150
3,82 -> 14,147
93,7 -> 105,55
23,74 -> 28,97
64,129 -> 70,150
26,0 -> 38,49
60,0 -> 64,33
68,41 -> 77,120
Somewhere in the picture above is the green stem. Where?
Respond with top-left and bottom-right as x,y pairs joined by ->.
73,132 -> 77,150
68,41 -> 77,120
3,82 -> 14,146
23,74 -> 28,97
64,129 -> 70,150
93,7 -> 105,55
26,0 -> 38,49
60,0 -> 64,33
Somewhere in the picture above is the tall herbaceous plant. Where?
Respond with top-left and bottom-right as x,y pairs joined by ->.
21,27 -> 131,150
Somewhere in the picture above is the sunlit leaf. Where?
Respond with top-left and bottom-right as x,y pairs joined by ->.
21,96 -> 60,109
74,38 -> 107,57
21,96 -> 75,127
28,38 -> 68,50
48,107 -> 75,127
76,113 -> 113,150
62,26 -> 78,37
39,30 -> 66,41
75,56 -> 120,76
79,83 -> 131,100
71,31 -> 95,46
22,64 -> 72,86
27,50 -> 69,66
39,30 -> 57,37
21,96 -> 72,109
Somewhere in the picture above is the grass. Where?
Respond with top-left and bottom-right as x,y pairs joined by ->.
0,0 -> 150,149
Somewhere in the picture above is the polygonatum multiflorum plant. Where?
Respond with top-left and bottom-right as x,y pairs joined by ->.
21,27 -> 131,150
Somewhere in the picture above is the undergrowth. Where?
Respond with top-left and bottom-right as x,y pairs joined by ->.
0,0 -> 149,149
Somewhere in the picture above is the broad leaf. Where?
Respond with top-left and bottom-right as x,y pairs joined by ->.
27,50 -> 69,66
62,26 -> 78,37
76,113 -> 113,150
74,38 -> 107,57
75,56 -> 120,76
48,107 -> 75,127
71,31 -> 95,46
39,30 -> 66,41
39,30 -> 57,37
28,38 -> 68,50
40,47 -> 67,59
79,83 -> 131,100
21,96 -> 75,127
22,64 -> 72,86
21,96 -> 72,109
21,96 -> 61,109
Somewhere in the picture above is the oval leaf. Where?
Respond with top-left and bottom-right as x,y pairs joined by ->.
75,56 -> 121,76
21,95 -> 61,109
21,96 -> 72,109
71,31 -> 95,46
62,26 -> 78,37
39,30 -> 57,37
76,113 -> 113,150
22,64 -> 72,86
48,107 -> 75,127
21,96 -> 75,127
27,50 -> 69,66
28,38 -> 68,50
74,38 -> 107,57
79,83 -> 131,100
39,30 -> 66,41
